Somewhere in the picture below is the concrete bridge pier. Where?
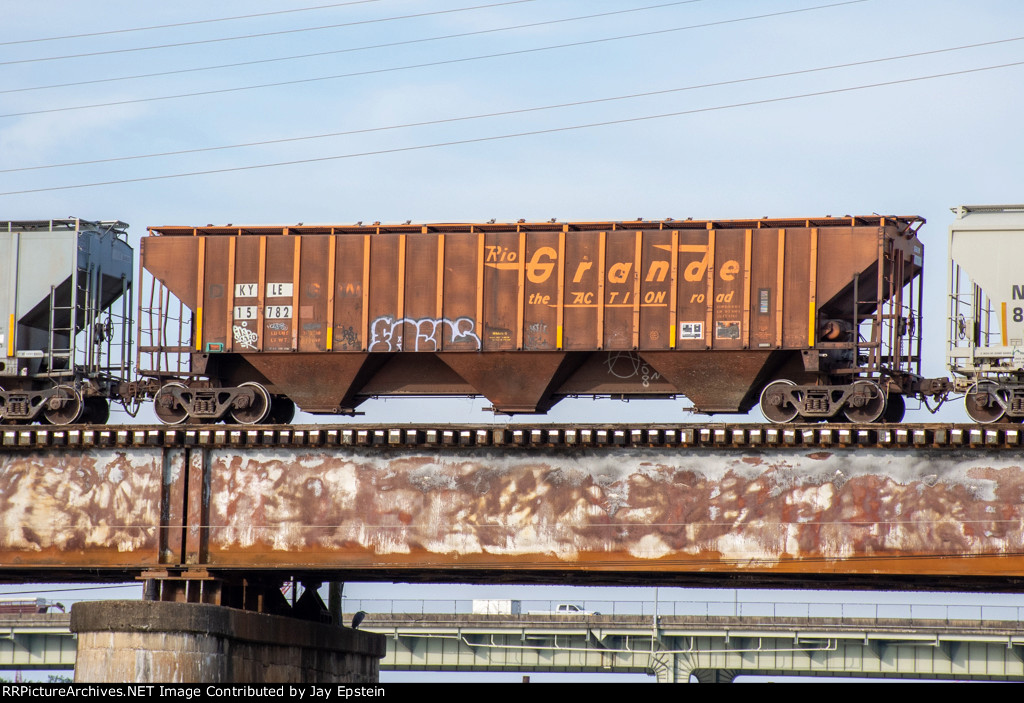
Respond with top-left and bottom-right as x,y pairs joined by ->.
70,600 -> 385,683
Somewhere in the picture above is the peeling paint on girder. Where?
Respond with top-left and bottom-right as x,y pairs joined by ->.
2,444 -> 1024,577
0,450 -> 162,565
201,448 -> 1024,573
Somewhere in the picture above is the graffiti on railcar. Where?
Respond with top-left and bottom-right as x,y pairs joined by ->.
605,352 -> 661,387
233,324 -> 258,350
368,316 -> 482,352
335,325 -> 360,349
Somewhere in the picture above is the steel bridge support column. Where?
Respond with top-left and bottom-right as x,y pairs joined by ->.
649,651 -> 677,682
692,668 -> 738,683
661,652 -> 737,683
70,600 -> 385,684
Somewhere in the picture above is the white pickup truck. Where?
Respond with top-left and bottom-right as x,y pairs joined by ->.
528,603 -> 600,615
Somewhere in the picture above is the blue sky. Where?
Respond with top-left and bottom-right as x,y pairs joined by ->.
4,0 -> 1021,222
3,1 -> 1024,681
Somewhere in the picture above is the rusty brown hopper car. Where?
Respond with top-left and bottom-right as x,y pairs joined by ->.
139,216 -> 939,424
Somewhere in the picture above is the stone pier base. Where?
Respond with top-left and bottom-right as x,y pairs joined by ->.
70,601 -> 385,683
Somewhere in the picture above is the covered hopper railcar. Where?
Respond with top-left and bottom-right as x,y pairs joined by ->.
947,205 -> 1024,422
0,219 -> 134,425
138,215 -> 939,424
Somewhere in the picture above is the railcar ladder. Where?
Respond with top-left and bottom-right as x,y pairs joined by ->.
45,281 -> 77,377
44,264 -> 100,378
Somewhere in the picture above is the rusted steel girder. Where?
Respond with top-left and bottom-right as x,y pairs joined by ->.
2,426 -> 1024,590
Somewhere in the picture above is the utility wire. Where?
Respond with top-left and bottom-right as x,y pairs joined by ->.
0,0 -> 391,46
2,59 -> 1019,197
0,584 -> 142,596
2,1 -> 703,95
5,36 -> 1020,174
0,0 -> 538,66
0,0 -> 870,119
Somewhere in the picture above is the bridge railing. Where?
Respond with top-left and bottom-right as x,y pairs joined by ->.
340,598 -> 1024,624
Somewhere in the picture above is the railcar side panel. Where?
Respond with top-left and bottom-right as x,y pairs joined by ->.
782,229 -> 812,349
561,231 -> 598,351
333,234 -> 367,352
367,234 -> 401,353
481,230 -> 518,351
749,228 -> 779,349
602,229 -> 633,350
297,235 -> 330,352
523,230 -> 559,350
440,233 -> 479,352
264,236 -> 295,352
230,235 -> 259,353
674,229 -> 708,351
711,228 -> 745,350
638,229 -> 672,351
202,236 -> 228,353
402,233 -> 439,350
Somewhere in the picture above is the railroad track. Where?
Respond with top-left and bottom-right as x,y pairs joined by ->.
2,423 -> 1023,450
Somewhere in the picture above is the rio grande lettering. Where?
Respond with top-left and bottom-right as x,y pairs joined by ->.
524,247 -> 738,285
519,245 -> 739,307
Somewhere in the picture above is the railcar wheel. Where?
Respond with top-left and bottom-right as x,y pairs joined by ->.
82,397 -> 110,425
269,396 -> 295,424
842,381 -> 886,424
229,382 -> 272,425
153,382 -> 189,425
965,381 -> 1006,424
43,385 -> 84,425
760,380 -> 799,423
882,393 -> 906,423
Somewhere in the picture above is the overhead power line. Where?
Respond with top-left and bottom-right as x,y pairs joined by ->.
0,583 -> 142,596
2,60 -> 1020,197
2,1 -> 703,95
0,0 -> 390,46
0,0 -> 871,119
0,0 -> 538,66
5,36 -> 1020,174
